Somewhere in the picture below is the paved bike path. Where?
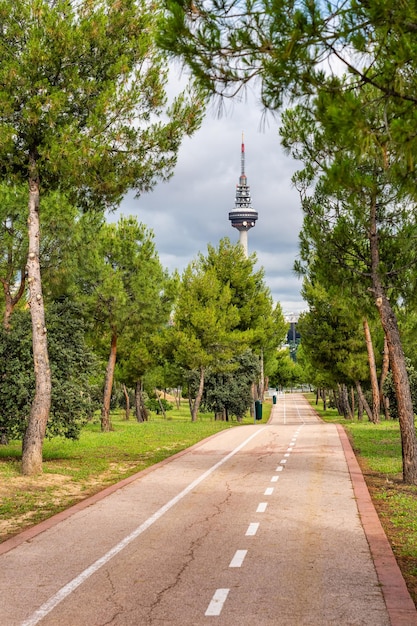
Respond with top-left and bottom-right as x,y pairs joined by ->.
0,394 -> 415,625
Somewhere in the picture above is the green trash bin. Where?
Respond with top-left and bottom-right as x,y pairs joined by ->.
255,400 -> 263,420
272,395 -> 277,405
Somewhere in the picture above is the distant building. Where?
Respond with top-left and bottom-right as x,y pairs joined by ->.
285,313 -> 301,361
285,313 -> 301,344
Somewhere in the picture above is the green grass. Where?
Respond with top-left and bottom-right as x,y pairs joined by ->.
0,402 -> 271,540
305,392 -> 417,601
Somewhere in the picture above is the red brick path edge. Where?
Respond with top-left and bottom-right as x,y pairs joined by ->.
337,424 -> 417,626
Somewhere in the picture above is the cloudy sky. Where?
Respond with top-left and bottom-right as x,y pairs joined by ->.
116,91 -> 307,316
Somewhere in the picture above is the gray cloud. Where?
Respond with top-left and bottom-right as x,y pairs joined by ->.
115,96 -> 307,315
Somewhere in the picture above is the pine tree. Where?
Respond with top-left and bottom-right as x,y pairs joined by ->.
0,0 -> 204,474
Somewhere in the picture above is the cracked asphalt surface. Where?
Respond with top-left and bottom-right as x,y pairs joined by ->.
1,393 -> 415,625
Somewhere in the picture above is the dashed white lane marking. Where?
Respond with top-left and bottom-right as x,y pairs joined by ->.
246,523 -> 259,536
284,453 -> 290,457
276,466 -> 284,472
256,502 -> 268,513
264,487 -> 274,496
271,475 -> 279,482
229,550 -> 247,568
205,589 -> 230,616
22,428 -> 265,626
280,459 -> 287,464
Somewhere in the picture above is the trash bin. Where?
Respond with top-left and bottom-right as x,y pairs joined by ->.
255,400 -> 262,420
272,395 -> 277,405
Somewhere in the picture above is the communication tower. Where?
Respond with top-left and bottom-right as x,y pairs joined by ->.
228,134 -> 258,257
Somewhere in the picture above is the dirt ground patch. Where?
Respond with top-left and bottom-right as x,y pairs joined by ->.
0,462 -> 142,542
0,474 -> 84,539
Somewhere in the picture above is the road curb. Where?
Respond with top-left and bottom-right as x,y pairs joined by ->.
337,424 -> 417,626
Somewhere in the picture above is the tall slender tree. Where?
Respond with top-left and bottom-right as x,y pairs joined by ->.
282,85 -> 417,482
173,263 -> 241,421
0,0 -> 204,473
171,239 -> 287,420
80,216 -> 174,432
201,239 -> 287,397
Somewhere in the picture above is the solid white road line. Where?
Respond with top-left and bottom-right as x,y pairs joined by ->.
246,523 -> 260,536
229,550 -> 247,568
21,428 -> 265,626
205,589 -> 230,616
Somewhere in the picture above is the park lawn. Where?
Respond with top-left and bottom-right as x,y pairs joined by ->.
0,402 -> 271,542
305,393 -> 417,606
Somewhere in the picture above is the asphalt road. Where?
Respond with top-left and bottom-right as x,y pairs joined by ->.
1,393 -> 416,625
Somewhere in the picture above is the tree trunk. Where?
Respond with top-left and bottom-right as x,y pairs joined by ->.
101,332 -> 117,432
379,334 -> 390,420
21,163 -> 52,476
135,381 -> 143,422
357,393 -> 364,421
369,195 -> 417,483
191,366 -> 204,422
355,380 -> 373,422
155,388 -> 167,419
335,384 -> 343,415
343,384 -> 353,419
135,380 -> 148,422
363,318 -> 380,423
376,293 -> 417,482
337,384 -> 352,419
322,389 -> 327,411
122,384 -> 130,420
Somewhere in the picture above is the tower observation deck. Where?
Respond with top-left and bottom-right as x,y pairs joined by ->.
228,134 -> 258,257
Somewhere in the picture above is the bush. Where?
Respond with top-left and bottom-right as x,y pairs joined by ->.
145,397 -> 173,414
0,301 -> 100,441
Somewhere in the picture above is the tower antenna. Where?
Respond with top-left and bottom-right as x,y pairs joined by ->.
241,131 -> 245,177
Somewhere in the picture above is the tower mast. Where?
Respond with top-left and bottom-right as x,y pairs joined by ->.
228,133 -> 258,257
